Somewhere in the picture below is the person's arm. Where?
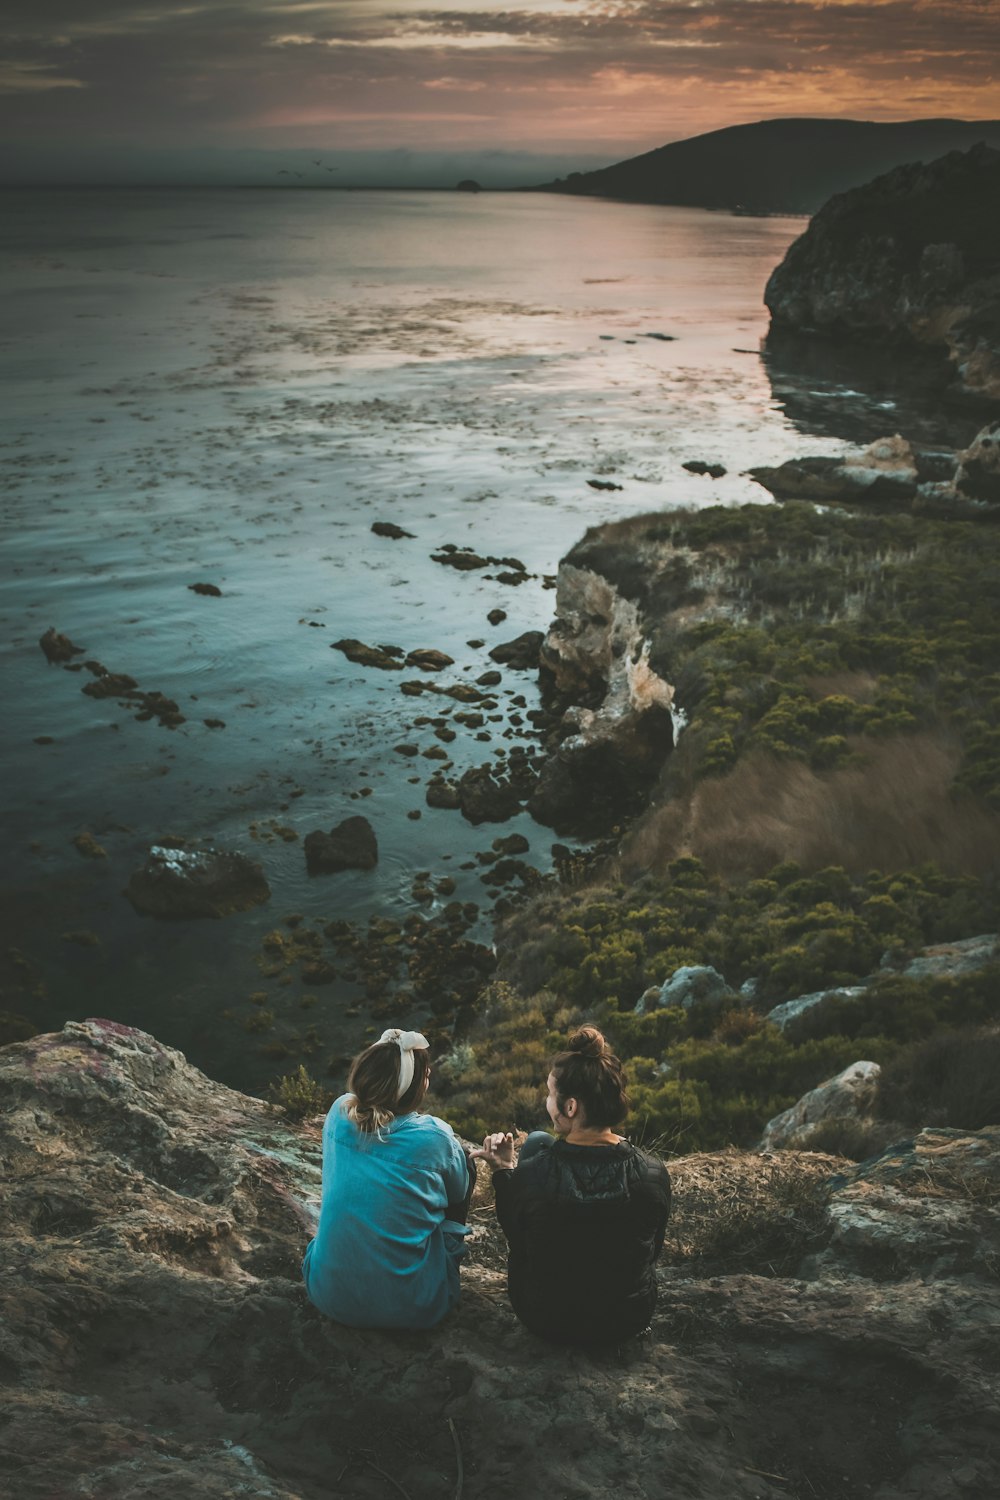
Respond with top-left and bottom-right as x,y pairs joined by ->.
472,1131 -> 517,1171
439,1126 -> 473,1208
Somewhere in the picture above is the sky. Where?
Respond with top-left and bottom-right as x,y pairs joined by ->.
1,0 -> 999,184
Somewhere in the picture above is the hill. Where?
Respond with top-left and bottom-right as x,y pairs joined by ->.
532,117 -> 1000,214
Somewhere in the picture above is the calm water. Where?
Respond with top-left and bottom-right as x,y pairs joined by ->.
0,188 -> 930,1090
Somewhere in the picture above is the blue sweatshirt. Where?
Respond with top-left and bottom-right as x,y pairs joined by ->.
302,1095 -> 470,1330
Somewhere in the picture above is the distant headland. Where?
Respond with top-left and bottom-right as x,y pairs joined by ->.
530,116 -> 1000,215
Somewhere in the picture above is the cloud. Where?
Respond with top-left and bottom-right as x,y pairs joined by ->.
0,0 -> 996,156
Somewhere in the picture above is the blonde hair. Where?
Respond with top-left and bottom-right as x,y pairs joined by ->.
345,1040 -> 430,1133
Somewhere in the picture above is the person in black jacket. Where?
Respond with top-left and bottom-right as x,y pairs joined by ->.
474,1025 -> 671,1347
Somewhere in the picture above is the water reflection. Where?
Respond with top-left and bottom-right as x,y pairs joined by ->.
762,329 -> 985,450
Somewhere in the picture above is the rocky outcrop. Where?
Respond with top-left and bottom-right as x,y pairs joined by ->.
3,1020 -> 999,1500
125,846 -> 271,919
39,626 -> 85,663
636,965 -> 735,1015
531,559 -> 676,836
760,1060 -> 882,1149
750,427 -> 1000,516
765,145 -> 1000,402
303,816 -> 378,874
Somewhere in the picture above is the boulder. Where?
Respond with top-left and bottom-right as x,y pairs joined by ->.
405,649 -> 455,672
896,932 -> 999,981
954,421 -> 1000,505
457,766 -> 521,824
303,817 -> 378,875
371,521 -> 415,539
760,1060 -> 881,1150
682,460 -> 726,478
125,846 -> 271,919
766,985 -> 867,1032
488,631 -> 544,670
39,627 -> 85,663
330,639 -> 405,670
637,965 -> 736,1014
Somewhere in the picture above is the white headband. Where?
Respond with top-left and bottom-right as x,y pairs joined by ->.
379,1028 -> 429,1100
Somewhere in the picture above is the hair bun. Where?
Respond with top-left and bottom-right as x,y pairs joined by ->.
568,1025 -> 608,1058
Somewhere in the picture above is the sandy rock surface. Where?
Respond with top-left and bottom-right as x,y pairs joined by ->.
2,1020 -> 999,1500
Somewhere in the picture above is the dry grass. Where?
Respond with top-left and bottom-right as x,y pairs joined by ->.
661,1146 -> 846,1276
624,731 -> 1000,880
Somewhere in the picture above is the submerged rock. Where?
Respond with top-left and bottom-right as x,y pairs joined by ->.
304,816 -> 378,875
125,846 -> 271,919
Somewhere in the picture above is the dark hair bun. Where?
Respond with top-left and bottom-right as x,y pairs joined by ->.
568,1025 -> 608,1058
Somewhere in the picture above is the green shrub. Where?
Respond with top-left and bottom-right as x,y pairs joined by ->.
268,1065 -> 334,1120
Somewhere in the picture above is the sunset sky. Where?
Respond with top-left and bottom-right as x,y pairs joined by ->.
2,0 -> 999,183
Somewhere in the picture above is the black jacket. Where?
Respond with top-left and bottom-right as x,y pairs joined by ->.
492,1140 -> 672,1346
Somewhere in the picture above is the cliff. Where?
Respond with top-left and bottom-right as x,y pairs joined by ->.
533,117 -> 1000,215
765,145 -> 1000,402
3,1017 -> 1000,1499
530,501 -> 1000,868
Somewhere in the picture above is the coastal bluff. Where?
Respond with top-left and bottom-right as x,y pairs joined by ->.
3,1018 -> 999,1499
765,144 -> 1000,403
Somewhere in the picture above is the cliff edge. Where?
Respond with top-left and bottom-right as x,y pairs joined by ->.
765,145 -> 1000,403
3,1018 -> 999,1498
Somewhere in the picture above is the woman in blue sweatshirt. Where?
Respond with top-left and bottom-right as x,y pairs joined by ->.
302,1029 -> 473,1330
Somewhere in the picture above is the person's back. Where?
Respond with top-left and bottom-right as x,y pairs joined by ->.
302,1030 -> 472,1330
476,1024 -> 672,1347
493,1137 -> 671,1345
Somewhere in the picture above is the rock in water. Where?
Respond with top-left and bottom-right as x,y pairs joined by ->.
405,648 -> 455,671
304,816 -> 378,874
331,639 -> 405,670
457,766 -> 520,823
39,627 -> 85,663
125,846 -> 271,919
488,631 -> 544,670
371,521 -> 415,539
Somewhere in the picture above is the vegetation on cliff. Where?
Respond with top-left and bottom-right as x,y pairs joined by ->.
430,857 -> 998,1152
428,500 -> 1000,1154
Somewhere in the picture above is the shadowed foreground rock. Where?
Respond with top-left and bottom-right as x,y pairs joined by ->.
2,1020 -> 999,1500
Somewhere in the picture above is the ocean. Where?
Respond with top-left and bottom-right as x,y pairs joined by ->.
0,187 -> 941,1091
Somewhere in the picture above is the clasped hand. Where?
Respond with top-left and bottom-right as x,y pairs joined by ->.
471,1130 -> 516,1170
